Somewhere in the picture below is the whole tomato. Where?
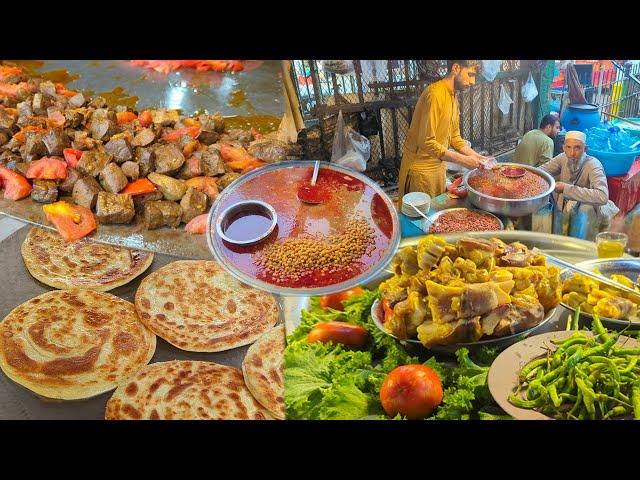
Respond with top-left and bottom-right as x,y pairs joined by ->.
307,321 -> 368,349
318,287 -> 365,311
380,365 -> 443,419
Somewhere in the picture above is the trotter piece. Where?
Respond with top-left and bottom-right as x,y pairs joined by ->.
0,289 -> 156,400
21,227 -> 154,291
134,260 -> 279,352
105,360 -> 273,420
241,325 -> 285,419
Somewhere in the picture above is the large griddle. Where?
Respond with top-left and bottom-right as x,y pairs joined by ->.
0,60 -> 284,259
0,226 -> 283,419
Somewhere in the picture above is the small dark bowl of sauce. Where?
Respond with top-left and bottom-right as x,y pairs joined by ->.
216,200 -> 278,246
500,166 -> 527,178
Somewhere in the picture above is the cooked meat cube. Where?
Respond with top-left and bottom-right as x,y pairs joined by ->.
68,93 -> 86,108
58,167 -> 81,193
201,148 -> 225,176
120,161 -> 139,180
0,150 -> 19,165
64,109 -> 85,129
180,187 -> 208,224
42,128 -> 69,156
142,200 -> 183,229
132,128 -> 156,147
226,128 -> 253,145
88,96 -> 107,109
31,180 -> 58,203
76,149 -> 112,177
0,108 -> 16,130
16,101 -> 32,120
32,93 -> 53,115
133,190 -> 164,214
218,172 -> 241,190
153,144 -> 185,175
96,192 -> 135,224
5,160 -> 30,176
71,130 -> 97,151
147,172 -> 187,201
21,131 -> 46,161
90,108 -> 117,140
178,156 -> 203,179
72,175 -> 103,209
104,136 -> 133,163
198,113 -> 225,133
0,132 -> 9,146
39,81 -> 57,97
135,147 -> 155,177
248,139 -> 288,163
99,162 -> 128,193
198,130 -> 219,145
150,109 -> 179,127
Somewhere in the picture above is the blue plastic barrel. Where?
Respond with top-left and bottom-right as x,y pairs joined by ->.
560,103 -> 601,132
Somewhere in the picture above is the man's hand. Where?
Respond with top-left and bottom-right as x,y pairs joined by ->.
458,155 -> 484,170
555,181 -> 566,193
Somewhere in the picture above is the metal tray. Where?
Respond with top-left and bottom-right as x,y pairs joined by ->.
559,257 -> 640,329
425,207 -> 504,234
0,59 -> 285,259
0,226 -> 283,419
283,230 -> 598,345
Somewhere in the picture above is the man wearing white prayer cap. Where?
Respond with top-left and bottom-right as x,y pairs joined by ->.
539,130 -> 619,239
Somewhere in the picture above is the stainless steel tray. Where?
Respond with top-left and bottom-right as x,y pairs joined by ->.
425,207 -> 504,234
283,231 -> 597,342
559,257 -> 640,329
0,226 -> 283,419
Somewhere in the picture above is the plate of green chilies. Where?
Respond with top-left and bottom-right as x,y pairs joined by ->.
488,312 -> 640,420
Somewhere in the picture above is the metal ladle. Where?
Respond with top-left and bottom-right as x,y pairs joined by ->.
297,160 -> 323,204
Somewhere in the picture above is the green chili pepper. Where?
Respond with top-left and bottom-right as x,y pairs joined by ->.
620,357 -> 638,374
591,314 -> 610,343
568,388 -> 583,418
632,382 -> 640,420
519,358 -> 547,382
548,383 -> 562,408
575,377 -> 596,420
603,406 -> 628,419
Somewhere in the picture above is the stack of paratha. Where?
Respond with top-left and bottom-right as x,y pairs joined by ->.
241,325 -> 285,420
134,260 -> 279,352
21,227 -> 154,291
0,289 -> 156,400
105,361 -> 273,420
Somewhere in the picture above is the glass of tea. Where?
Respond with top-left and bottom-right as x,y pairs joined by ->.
596,231 -> 628,258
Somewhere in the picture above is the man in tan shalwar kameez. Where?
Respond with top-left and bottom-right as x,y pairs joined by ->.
398,60 -> 492,199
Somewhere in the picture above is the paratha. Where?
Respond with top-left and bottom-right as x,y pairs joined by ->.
0,289 -> 156,400
134,260 -> 279,352
241,325 -> 285,419
105,360 -> 272,420
21,227 -> 154,291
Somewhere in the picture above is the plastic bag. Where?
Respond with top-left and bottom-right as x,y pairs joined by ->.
521,72 -> 538,103
331,110 -> 370,172
498,84 -> 513,115
322,60 -> 354,75
482,60 -> 502,81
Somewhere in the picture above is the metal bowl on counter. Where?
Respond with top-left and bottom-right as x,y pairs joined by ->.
559,257 -> 640,330
462,163 -> 555,217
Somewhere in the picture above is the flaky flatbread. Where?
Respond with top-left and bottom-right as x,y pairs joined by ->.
105,360 -> 272,420
0,289 -> 156,400
242,325 -> 285,419
21,227 -> 154,291
134,260 -> 279,352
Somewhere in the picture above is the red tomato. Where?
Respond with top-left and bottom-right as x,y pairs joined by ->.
0,166 -> 32,200
26,157 -> 68,180
307,322 -> 368,349
380,365 -> 443,419
318,287 -> 365,311
63,148 -> 83,168
116,111 -> 137,124
138,110 -> 153,127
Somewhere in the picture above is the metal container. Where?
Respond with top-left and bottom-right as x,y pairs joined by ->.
216,200 -> 277,246
425,208 -> 504,233
463,163 -> 556,217
559,257 -> 640,329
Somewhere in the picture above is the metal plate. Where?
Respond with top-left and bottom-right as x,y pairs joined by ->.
370,299 -> 556,354
425,208 -> 504,234
560,257 -> 640,329
0,226 -> 283,419
284,231 -> 596,340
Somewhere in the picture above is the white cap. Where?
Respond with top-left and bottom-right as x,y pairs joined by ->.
565,130 -> 586,143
